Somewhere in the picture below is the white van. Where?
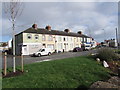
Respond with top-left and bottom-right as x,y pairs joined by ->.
85,45 -> 91,50
33,48 -> 52,57
82,43 -> 91,50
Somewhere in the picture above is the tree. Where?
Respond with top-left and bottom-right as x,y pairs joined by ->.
3,0 -> 24,72
2,43 -> 8,47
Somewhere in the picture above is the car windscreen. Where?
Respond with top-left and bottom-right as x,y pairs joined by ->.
41,49 -> 45,52
86,46 -> 90,47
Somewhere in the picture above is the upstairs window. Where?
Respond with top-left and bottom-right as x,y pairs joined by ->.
27,34 -> 32,39
80,38 -> 82,42
66,37 -> 68,41
82,38 -> 84,43
64,37 -> 66,41
58,37 -> 62,41
77,37 -> 79,42
42,35 -> 46,41
48,35 -> 53,41
71,37 -> 72,41
35,34 -> 39,40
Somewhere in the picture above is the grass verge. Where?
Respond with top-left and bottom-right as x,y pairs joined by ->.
2,56 -> 110,88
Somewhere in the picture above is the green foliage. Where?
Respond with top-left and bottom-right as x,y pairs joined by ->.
117,49 -> 120,54
118,51 -> 120,54
3,56 -> 110,88
114,49 -> 120,54
96,48 -> 119,61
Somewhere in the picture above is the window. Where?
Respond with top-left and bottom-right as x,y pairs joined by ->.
58,37 -> 62,41
64,37 -> 65,41
87,38 -> 90,42
42,35 -> 46,41
41,49 -> 45,52
80,38 -> 82,42
85,38 -> 87,42
71,37 -> 72,41
67,37 -> 68,41
48,35 -> 53,41
82,38 -> 84,43
77,38 -> 79,42
70,43 -> 73,49
47,44 -> 54,50
58,43 -> 62,49
35,34 -> 39,40
27,34 -> 32,39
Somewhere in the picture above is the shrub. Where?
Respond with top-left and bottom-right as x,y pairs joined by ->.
117,50 -> 120,54
96,48 -> 119,61
114,49 -> 120,54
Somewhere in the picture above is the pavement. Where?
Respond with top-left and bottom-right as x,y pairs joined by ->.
1,49 -> 98,69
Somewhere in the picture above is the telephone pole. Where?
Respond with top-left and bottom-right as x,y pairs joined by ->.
116,28 -> 118,49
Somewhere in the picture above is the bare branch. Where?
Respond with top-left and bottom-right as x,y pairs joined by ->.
3,0 -> 24,23
3,0 -> 24,73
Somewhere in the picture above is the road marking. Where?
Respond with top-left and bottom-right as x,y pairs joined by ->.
35,59 -> 52,63
35,61 -> 43,63
43,59 -> 52,61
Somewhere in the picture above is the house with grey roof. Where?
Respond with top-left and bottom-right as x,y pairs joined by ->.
15,24 -> 92,55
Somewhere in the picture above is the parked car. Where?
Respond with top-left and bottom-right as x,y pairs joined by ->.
73,47 -> 83,52
2,50 -> 9,53
84,45 -> 91,50
81,44 -> 91,51
33,48 -> 52,57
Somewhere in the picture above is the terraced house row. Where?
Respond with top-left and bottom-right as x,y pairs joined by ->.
15,24 -> 94,55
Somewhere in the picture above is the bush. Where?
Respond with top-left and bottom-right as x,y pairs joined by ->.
114,49 -> 120,54
96,48 -> 119,61
117,50 -> 120,54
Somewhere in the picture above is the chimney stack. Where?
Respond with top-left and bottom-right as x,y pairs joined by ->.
45,25 -> 51,31
32,24 -> 37,30
64,29 -> 70,33
77,31 -> 82,34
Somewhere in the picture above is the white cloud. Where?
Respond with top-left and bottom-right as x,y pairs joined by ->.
2,2 -> 118,42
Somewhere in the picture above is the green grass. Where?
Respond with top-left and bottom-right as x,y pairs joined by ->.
3,56 -> 110,88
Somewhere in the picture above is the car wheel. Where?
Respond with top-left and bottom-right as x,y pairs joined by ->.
48,52 -> 51,56
38,53 -> 41,57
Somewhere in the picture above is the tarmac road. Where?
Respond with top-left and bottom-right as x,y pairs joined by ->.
1,49 -> 98,69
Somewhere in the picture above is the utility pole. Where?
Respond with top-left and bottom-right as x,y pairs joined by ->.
116,28 -> 118,49
12,19 -> 16,72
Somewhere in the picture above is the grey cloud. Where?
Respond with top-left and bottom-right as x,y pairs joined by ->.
2,2 -> 118,42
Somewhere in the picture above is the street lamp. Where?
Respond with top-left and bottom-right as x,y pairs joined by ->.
115,28 -> 118,49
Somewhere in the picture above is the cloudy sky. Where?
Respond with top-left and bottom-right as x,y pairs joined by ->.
1,1 -> 119,42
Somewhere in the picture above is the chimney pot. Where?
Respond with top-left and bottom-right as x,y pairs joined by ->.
64,29 -> 70,33
46,25 -> 51,31
32,24 -> 37,30
77,31 -> 82,34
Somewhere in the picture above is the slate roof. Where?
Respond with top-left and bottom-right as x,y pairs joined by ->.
21,28 -> 90,38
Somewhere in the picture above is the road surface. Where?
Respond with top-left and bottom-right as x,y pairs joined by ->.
1,49 -> 97,68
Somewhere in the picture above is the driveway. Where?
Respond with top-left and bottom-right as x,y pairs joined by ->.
1,49 -> 97,68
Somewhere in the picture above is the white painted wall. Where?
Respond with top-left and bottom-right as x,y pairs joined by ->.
8,39 -> 12,48
21,43 -> 42,55
55,35 -> 77,52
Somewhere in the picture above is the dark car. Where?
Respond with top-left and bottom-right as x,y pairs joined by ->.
73,47 -> 83,52
2,50 -> 8,53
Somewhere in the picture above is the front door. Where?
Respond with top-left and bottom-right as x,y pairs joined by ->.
22,46 -> 28,55
64,43 -> 67,51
